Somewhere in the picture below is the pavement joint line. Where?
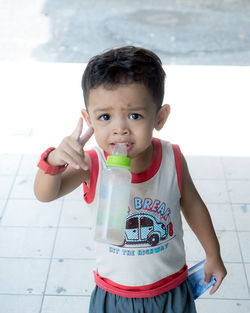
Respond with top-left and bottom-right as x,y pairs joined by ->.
0,155 -> 24,226
38,198 -> 65,313
221,157 -> 250,298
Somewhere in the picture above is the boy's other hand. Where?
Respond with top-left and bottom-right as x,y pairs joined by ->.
204,255 -> 227,295
47,117 -> 94,171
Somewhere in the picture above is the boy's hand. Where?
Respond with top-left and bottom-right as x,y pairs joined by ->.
204,255 -> 227,295
47,117 -> 94,171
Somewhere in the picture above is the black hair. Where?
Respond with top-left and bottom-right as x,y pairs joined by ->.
81,46 -> 166,110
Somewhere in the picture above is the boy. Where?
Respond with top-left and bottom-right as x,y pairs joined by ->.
34,46 -> 227,313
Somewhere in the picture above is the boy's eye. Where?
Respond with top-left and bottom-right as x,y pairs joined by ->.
129,113 -> 142,120
99,114 -> 110,121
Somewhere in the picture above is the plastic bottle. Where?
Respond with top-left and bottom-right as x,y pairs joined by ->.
94,143 -> 132,246
188,260 -> 216,299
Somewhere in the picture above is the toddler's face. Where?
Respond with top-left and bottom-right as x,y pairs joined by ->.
83,83 -> 163,161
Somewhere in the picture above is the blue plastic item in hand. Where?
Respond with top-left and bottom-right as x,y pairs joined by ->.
188,260 -> 216,299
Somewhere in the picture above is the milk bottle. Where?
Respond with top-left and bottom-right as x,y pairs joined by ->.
94,143 -> 131,245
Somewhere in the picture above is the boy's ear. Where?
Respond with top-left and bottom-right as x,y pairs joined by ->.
81,109 -> 92,127
154,104 -> 170,131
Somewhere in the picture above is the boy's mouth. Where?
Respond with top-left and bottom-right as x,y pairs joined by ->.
110,142 -> 134,151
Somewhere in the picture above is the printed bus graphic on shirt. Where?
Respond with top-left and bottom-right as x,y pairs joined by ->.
124,212 -> 173,247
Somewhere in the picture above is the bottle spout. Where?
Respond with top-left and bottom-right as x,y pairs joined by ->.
112,143 -> 127,156
106,143 -> 131,168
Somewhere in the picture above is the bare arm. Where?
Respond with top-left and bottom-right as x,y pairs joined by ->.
180,154 -> 227,294
34,118 -> 94,202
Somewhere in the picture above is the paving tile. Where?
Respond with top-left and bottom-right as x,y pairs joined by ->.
193,179 -> 229,204
238,232 -> 250,262
7,127 -> 32,136
0,176 -> 14,199
209,263 -> 249,299
0,227 -> 56,258
228,181 -> 250,204
245,263 -> 250,292
42,296 -> 90,313
207,204 -> 235,231
186,156 -> 224,180
0,258 -> 50,294
196,299 -> 250,313
60,200 -> 93,228
1,199 -> 62,227
46,259 -> 95,296
182,204 -> 235,232
0,199 -> 7,220
0,295 -> 42,313
53,228 -> 95,259
184,230 -> 241,263
233,204 -> 250,231
10,175 -> 36,199
0,153 -> 21,175
223,157 -> 250,180
17,154 -> 40,176
215,231 -> 242,263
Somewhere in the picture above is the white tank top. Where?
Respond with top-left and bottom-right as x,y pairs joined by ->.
84,138 -> 187,296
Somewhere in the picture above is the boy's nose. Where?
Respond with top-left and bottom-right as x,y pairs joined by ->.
113,127 -> 129,135
112,120 -> 130,135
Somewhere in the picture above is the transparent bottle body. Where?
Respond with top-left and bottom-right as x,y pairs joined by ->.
94,166 -> 131,245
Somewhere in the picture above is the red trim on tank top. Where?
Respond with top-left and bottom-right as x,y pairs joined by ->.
172,144 -> 182,195
83,150 -> 99,204
93,264 -> 188,298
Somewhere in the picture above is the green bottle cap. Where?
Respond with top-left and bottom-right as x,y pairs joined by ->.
106,155 -> 131,168
105,143 -> 131,168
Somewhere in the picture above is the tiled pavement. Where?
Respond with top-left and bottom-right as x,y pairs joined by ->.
1,64 -> 250,313
0,153 -> 250,313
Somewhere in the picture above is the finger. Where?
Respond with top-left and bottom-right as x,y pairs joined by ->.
68,139 -> 85,156
71,117 -> 83,140
209,278 -> 221,295
80,126 -> 94,146
209,273 -> 225,295
59,150 -> 82,170
60,148 -> 87,171
67,143 -> 89,171
204,272 -> 212,285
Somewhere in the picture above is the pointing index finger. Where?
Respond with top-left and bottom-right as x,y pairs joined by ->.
71,117 -> 83,140
80,127 -> 94,146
